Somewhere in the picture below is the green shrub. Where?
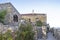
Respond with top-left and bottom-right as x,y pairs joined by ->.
36,20 -> 42,26
16,22 -> 35,40
0,30 -> 13,40
0,10 -> 7,24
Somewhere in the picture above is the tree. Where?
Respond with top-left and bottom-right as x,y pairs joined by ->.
16,22 -> 35,40
0,10 -> 7,23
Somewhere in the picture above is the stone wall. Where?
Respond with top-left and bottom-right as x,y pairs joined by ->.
21,14 -> 47,23
54,29 -> 60,40
0,2 -> 21,26
42,26 -> 47,39
0,23 -> 18,33
33,26 -> 47,40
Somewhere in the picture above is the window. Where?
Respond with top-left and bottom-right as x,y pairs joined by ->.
29,18 -> 31,22
36,18 -> 39,21
13,15 -> 18,22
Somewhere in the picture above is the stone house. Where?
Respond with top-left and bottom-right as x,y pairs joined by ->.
0,2 -> 21,32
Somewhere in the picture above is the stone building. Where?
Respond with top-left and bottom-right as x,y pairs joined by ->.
21,13 -> 47,23
21,11 -> 47,39
0,2 -> 21,32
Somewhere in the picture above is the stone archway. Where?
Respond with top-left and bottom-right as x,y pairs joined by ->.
13,15 -> 18,22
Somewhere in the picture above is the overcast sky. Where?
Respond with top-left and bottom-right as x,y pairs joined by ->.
0,0 -> 60,28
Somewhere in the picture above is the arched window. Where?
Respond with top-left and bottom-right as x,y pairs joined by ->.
13,15 -> 18,22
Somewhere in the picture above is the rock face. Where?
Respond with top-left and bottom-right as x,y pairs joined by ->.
0,2 -> 21,26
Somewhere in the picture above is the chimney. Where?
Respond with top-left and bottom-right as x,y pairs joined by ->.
32,10 -> 34,13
